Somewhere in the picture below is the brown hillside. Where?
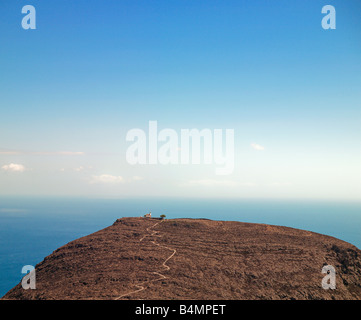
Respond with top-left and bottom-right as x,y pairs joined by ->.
2,217 -> 361,300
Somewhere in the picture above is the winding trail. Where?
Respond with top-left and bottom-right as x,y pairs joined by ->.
115,220 -> 176,300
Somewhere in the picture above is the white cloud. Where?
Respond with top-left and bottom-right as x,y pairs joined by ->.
1,163 -> 26,172
90,174 -> 124,184
251,143 -> 265,151
74,166 -> 84,172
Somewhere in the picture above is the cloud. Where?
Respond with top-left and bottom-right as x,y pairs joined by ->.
59,165 -> 92,172
251,143 -> 265,151
90,174 -> 124,184
1,163 -> 26,172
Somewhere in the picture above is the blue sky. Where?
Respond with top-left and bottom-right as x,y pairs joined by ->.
0,0 -> 361,199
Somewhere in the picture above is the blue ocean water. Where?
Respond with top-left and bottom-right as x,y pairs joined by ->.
0,197 -> 360,298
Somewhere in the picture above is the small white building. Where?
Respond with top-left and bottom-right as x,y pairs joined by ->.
144,212 -> 151,218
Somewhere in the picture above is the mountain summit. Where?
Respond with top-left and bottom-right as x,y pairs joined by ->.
3,217 -> 361,300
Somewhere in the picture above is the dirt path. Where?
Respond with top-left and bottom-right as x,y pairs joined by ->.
115,220 -> 176,300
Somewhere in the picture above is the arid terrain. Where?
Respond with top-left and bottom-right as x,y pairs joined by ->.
2,217 -> 361,300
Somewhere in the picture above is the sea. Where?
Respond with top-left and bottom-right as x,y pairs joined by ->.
0,197 -> 360,298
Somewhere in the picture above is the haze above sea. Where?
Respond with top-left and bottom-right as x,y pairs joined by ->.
0,197 -> 360,297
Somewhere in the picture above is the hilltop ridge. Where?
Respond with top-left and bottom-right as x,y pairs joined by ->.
3,217 -> 361,300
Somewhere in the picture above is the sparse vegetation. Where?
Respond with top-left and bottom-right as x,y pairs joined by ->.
5,217 -> 361,300
160,214 -> 166,219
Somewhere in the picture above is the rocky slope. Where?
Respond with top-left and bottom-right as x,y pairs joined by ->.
2,217 -> 361,300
